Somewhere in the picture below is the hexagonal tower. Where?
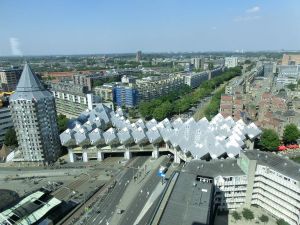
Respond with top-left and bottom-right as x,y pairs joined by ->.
9,63 -> 61,163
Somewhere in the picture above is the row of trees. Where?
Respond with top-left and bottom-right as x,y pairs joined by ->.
203,86 -> 225,120
259,124 -> 300,151
232,208 -> 290,225
139,67 -> 241,121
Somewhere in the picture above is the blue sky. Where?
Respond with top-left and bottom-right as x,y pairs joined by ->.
1,0 -> 300,56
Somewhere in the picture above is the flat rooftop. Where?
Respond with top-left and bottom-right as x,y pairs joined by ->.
159,172 -> 213,225
183,158 -> 245,178
242,149 -> 300,181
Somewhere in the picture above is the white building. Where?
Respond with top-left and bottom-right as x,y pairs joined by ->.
240,150 -> 300,225
225,57 -> 238,68
184,71 -> 208,89
9,63 -> 61,163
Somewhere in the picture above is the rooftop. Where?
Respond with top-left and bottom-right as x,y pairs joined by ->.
243,149 -> 300,181
159,172 -> 213,225
183,158 -> 245,177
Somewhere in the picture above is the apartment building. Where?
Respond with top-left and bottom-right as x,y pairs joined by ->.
185,159 -> 248,211
184,71 -> 208,89
136,74 -> 184,101
239,150 -> 300,225
0,67 -> 22,92
93,83 -> 115,102
51,81 -> 99,118
9,63 -> 61,163
225,57 -> 238,68
0,106 -> 13,146
113,85 -> 139,107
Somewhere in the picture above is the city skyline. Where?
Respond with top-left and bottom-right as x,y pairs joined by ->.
1,0 -> 300,56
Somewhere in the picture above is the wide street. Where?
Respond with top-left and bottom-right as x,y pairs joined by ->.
82,156 -> 149,225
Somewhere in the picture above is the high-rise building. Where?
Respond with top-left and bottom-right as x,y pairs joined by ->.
113,85 -> 139,107
225,57 -> 238,68
9,63 -> 61,163
0,67 -> 22,92
191,57 -> 202,69
136,51 -> 142,62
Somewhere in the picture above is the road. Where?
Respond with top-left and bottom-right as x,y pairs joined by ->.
84,156 -> 149,225
117,158 -> 168,225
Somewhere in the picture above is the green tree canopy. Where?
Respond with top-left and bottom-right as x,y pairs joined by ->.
242,208 -> 254,221
232,211 -> 241,221
259,129 -> 280,151
57,114 -> 69,133
259,214 -> 269,224
276,218 -> 290,225
283,123 -> 300,144
4,128 -> 18,147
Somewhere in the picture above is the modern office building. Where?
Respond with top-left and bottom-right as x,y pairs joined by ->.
225,57 -> 238,68
0,67 -> 22,92
113,85 -> 139,107
278,65 -> 300,79
9,63 -> 61,163
0,106 -> 13,146
51,81 -> 100,118
184,71 -> 208,88
136,74 -> 184,101
93,83 -> 115,102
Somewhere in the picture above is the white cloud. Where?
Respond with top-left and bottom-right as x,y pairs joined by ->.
10,37 -> 23,56
246,6 -> 260,13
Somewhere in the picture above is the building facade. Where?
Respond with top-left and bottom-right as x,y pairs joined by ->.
9,63 -> 61,163
0,106 -> 13,145
113,85 -> 139,107
93,83 -> 115,102
136,74 -> 184,101
184,71 -> 208,89
282,54 -> 300,65
225,57 -> 238,68
239,150 -> 300,225
0,67 -> 22,92
51,81 -> 98,118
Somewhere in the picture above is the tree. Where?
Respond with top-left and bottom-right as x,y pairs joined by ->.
4,128 -> 18,147
208,62 -> 214,70
277,218 -> 290,225
287,83 -> 296,91
259,129 -> 280,151
242,208 -> 254,221
283,123 -> 300,144
259,214 -> 269,224
57,114 -> 69,133
232,211 -> 241,222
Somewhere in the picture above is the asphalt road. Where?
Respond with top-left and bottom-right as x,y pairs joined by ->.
85,156 -> 148,225
118,160 -> 167,225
